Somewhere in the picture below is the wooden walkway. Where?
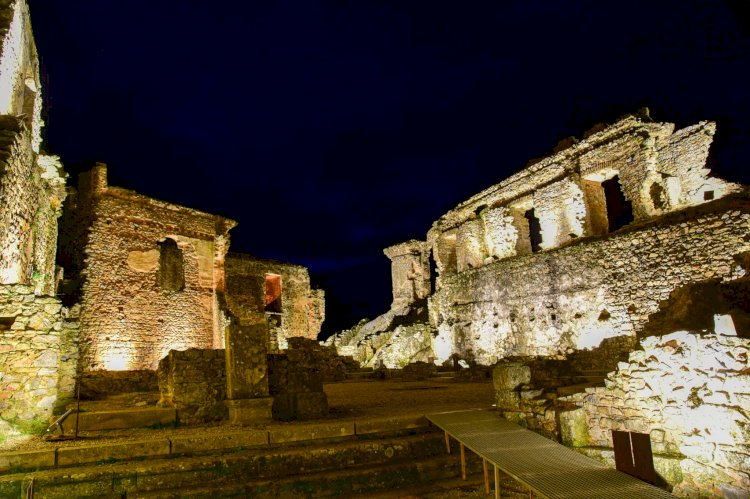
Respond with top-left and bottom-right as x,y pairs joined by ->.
426,409 -> 674,499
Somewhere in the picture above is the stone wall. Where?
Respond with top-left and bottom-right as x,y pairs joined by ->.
0,0 -> 43,152
559,331 -> 750,497
427,114 -> 738,279
330,113 -> 746,369
58,164 -> 236,370
225,253 -> 324,350
0,284 -> 78,424
383,240 -> 431,309
431,196 -> 750,364
79,369 -> 157,400
267,337 -> 329,421
157,348 -> 227,424
0,117 -> 66,294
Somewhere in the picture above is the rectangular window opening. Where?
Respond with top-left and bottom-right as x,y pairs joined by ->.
524,208 -> 543,253
602,176 -> 634,232
265,274 -> 282,313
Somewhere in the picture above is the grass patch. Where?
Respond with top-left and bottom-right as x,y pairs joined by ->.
2,416 -> 48,436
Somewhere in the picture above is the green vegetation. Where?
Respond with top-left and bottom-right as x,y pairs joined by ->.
2,415 -> 48,436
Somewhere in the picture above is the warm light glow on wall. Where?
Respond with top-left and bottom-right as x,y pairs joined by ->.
102,350 -> 131,371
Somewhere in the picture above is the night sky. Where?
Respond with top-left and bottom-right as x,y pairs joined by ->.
29,1 -> 750,338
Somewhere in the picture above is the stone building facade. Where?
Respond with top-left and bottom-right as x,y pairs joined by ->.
331,111 -> 746,366
57,164 -> 237,371
224,253 -> 324,351
0,0 -> 328,429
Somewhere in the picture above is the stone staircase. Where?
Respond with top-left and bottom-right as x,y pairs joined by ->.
0,418 -> 485,498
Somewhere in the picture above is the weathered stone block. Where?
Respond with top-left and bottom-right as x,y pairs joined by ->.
226,397 -> 273,425
493,363 -> 531,391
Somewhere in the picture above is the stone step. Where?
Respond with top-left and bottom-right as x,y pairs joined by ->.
61,407 -> 177,433
0,431 -> 457,497
1,415 -> 432,474
134,453 -> 485,498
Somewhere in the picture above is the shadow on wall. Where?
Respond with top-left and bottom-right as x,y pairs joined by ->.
642,257 -> 750,339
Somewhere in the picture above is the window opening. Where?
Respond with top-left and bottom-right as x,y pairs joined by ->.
265,274 -> 282,313
428,249 -> 438,294
524,208 -> 542,253
157,238 -> 184,291
602,176 -> 633,232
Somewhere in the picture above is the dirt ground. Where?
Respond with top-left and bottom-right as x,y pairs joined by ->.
0,378 -> 494,452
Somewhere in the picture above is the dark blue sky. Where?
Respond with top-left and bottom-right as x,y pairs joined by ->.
30,1 -> 750,336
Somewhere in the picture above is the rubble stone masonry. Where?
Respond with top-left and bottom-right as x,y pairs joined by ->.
225,253 -> 324,351
0,284 -> 78,422
559,331 -> 750,496
432,197 -> 750,364
59,165 -> 236,370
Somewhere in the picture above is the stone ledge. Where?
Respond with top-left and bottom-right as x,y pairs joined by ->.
355,415 -> 429,435
56,439 -> 171,466
170,430 -> 268,455
0,449 -> 55,472
67,408 -> 177,432
269,421 -> 356,444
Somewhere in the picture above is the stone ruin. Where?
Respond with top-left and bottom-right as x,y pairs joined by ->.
0,1 -> 749,495
0,0 -> 325,430
328,110 -> 750,495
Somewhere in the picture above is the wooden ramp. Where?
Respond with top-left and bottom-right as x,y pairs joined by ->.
426,409 -> 674,499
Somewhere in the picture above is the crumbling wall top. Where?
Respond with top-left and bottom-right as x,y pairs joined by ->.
383,239 -> 427,259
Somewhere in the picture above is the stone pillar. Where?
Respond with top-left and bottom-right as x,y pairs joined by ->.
383,240 -> 431,309
224,314 -> 272,424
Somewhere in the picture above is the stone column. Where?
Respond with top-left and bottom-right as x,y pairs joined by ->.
383,240 -> 431,309
224,312 -> 273,424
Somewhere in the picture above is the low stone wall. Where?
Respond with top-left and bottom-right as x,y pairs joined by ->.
0,284 -> 77,425
157,349 -> 226,424
492,336 -> 635,439
268,338 -> 328,421
559,331 -> 750,496
79,369 -> 158,399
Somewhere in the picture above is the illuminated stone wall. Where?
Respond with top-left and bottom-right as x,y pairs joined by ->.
559,331 -> 750,496
0,0 -> 43,152
432,198 -> 750,364
59,164 -> 236,370
330,113 -> 747,368
157,348 -> 227,424
427,113 -> 739,278
383,240 -> 431,309
0,284 -> 78,423
0,0 -> 66,295
224,253 -> 324,350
